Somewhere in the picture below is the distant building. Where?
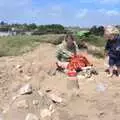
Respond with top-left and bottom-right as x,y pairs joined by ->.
0,31 -> 11,37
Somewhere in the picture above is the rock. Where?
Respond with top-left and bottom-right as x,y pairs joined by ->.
48,94 -> 62,103
17,100 -> 29,109
12,95 -> 20,101
24,75 -> 31,81
16,65 -> 22,69
33,100 -> 39,105
49,104 -> 55,113
40,109 -> 52,118
38,91 -> 44,97
25,113 -> 39,120
19,84 -> 32,95
2,107 -> 9,114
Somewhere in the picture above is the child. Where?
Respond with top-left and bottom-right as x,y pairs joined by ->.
104,25 -> 120,77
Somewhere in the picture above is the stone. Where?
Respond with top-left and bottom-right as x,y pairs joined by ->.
19,84 -> 32,95
48,94 -> 62,103
24,75 -> 31,81
12,95 -> 20,101
25,113 -> 39,120
16,65 -> 22,69
33,100 -> 39,105
17,100 -> 29,109
38,91 -> 44,97
40,109 -> 52,118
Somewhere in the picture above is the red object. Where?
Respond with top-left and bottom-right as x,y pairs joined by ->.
67,55 -> 91,71
67,70 -> 77,77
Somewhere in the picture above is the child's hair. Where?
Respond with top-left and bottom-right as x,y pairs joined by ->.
64,33 -> 74,41
105,25 -> 120,35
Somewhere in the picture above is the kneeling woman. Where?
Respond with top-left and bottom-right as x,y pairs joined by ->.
56,34 -> 91,76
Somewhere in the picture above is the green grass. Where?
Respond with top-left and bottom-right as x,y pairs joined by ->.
76,34 -> 106,47
0,34 -> 64,57
0,34 -> 106,58
76,34 -> 106,58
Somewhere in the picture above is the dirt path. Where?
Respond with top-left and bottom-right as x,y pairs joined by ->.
0,43 -> 120,120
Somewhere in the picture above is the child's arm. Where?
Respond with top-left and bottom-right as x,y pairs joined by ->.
105,41 -> 110,56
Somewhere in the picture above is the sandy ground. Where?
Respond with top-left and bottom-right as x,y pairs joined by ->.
0,43 -> 120,120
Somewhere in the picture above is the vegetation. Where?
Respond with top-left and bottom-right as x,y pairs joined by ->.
0,21 -> 67,34
0,34 -> 64,57
0,22 -> 112,58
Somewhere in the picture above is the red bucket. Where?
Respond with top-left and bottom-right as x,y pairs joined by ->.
67,70 -> 77,77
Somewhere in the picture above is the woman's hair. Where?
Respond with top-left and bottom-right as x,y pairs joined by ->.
64,33 -> 74,41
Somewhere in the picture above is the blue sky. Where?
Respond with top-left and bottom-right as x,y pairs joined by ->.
0,0 -> 120,27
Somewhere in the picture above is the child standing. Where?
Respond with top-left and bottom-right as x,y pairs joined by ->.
104,25 -> 120,77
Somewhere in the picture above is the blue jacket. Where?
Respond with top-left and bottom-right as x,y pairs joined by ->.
105,35 -> 120,58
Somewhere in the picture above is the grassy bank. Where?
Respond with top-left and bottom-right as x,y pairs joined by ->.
0,34 -> 64,57
0,34 -> 106,58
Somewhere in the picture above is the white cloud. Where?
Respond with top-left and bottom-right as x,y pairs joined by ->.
106,10 -> 120,16
99,0 -> 120,4
76,9 -> 88,19
99,9 -> 120,16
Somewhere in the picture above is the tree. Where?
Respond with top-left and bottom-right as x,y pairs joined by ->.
90,25 -> 98,35
90,25 -> 104,36
28,23 -> 37,30
97,26 -> 104,36
0,21 -> 5,26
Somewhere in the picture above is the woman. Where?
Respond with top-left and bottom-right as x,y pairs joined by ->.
104,25 -> 120,77
56,34 -> 91,75
56,34 -> 79,71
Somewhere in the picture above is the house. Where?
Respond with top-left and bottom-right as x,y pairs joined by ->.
0,31 -> 11,37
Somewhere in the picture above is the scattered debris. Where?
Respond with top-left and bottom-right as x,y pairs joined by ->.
38,90 -> 44,97
40,108 -> 53,118
24,75 -> 31,81
12,94 -> 21,101
25,113 -> 39,120
17,100 -> 29,109
16,65 -> 22,69
19,84 -> 32,95
33,100 -> 39,106
48,94 -> 62,103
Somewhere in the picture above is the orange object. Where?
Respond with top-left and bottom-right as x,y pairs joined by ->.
67,55 -> 91,71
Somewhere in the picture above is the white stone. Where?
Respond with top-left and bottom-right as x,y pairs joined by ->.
48,94 -> 62,103
25,113 -> 39,120
19,84 -> 32,95
38,91 -> 44,97
24,75 -> 31,81
17,100 -> 29,109
33,100 -> 39,105
16,65 -> 22,69
40,109 -> 52,118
